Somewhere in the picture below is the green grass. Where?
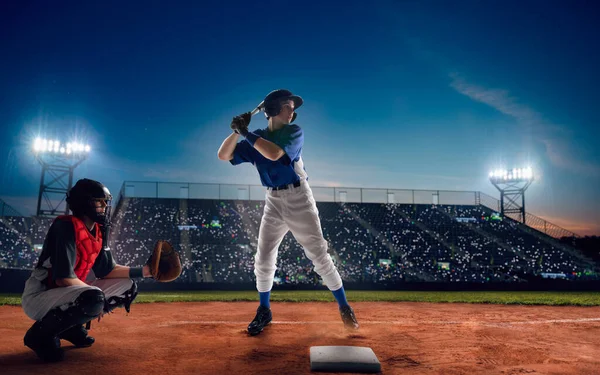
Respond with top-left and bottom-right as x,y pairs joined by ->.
2,291 -> 599,306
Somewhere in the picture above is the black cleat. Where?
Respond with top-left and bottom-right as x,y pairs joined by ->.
340,305 -> 359,330
59,324 -> 95,348
247,305 -> 272,336
24,322 -> 64,362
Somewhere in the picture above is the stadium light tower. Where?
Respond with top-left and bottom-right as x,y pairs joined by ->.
33,137 -> 91,217
489,167 -> 534,224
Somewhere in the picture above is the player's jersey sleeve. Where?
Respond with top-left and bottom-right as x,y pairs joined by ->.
230,140 -> 254,165
92,247 -> 116,278
46,220 -> 78,280
278,125 -> 304,165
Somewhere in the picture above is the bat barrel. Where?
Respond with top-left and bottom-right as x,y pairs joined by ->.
250,100 -> 265,116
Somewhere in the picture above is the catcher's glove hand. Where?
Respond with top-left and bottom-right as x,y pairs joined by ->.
230,112 -> 251,136
146,240 -> 182,282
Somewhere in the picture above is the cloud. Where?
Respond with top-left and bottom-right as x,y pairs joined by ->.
449,73 -> 600,176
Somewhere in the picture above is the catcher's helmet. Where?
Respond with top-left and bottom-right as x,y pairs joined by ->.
263,89 -> 303,120
66,178 -> 113,226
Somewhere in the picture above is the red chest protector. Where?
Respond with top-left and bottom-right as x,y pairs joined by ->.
53,215 -> 103,283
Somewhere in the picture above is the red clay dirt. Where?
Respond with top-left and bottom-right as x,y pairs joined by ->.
1,301 -> 599,375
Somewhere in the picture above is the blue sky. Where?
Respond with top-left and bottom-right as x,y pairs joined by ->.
1,0 -> 599,235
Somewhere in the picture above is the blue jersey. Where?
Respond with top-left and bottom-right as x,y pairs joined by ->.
230,124 -> 306,188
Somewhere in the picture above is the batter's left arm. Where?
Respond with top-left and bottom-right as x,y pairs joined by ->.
251,137 -> 285,161
248,125 -> 303,163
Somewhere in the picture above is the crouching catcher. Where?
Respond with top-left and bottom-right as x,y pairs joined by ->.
21,178 -> 182,362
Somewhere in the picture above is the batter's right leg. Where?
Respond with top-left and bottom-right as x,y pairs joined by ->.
253,195 -> 289,293
248,193 -> 289,336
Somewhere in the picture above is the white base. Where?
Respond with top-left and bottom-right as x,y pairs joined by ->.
310,346 -> 381,373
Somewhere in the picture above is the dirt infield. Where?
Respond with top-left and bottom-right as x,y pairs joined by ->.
1,301 -> 599,374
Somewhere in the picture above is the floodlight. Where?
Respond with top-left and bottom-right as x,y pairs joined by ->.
489,165 -> 535,225
33,135 -> 93,216
32,137 -> 92,157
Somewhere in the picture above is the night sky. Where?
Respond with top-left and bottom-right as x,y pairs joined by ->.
1,0 -> 599,235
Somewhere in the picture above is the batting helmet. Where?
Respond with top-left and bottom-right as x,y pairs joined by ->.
66,178 -> 113,226
262,89 -> 303,120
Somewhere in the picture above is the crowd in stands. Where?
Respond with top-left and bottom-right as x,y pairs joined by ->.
1,197 -> 596,285
0,217 -> 52,269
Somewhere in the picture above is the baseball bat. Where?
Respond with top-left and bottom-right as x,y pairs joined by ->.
250,100 -> 265,116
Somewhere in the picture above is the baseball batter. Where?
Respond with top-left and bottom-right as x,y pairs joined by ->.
21,179 -> 155,362
218,89 -> 359,335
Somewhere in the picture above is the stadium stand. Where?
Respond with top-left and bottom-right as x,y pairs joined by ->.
1,196 -> 597,286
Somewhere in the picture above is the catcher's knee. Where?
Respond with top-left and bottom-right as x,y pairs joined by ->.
31,290 -> 104,337
104,280 -> 138,314
75,289 -> 105,317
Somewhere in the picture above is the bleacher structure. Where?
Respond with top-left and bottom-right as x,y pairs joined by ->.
1,182 -> 597,285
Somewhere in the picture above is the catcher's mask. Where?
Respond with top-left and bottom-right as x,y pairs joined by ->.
263,89 -> 303,122
66,178 -> 113,227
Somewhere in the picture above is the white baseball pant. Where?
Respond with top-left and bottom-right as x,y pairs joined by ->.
22,268 -> 134,321
254,181 -> 343,292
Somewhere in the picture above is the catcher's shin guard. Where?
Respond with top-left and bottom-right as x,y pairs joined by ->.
24,289 -> 105,361
59,324 -> 95,348
103,279 -> 138,314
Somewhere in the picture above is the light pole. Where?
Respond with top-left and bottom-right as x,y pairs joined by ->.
33,138 -> 91,217
489,167 -> 534,224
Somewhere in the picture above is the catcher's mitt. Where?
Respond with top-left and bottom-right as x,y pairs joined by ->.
146,240 -> 182,282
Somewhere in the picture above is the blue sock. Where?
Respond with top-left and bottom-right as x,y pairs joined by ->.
331,286 -> 349,308
259,291 -> 271,308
